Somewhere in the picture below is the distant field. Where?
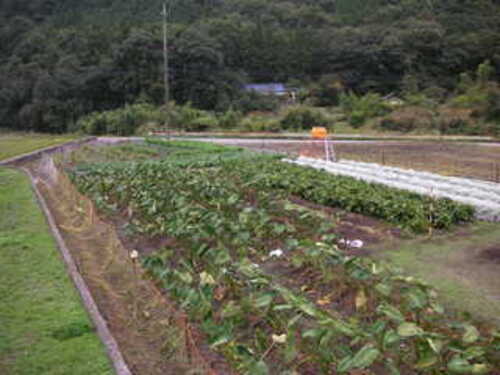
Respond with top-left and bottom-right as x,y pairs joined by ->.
0,133 -> 78,161
217,139 -> 500,182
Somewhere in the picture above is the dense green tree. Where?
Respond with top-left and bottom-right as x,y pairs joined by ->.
1,0 -> 500,132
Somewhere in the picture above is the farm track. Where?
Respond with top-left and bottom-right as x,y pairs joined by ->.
288,156 -> 500,222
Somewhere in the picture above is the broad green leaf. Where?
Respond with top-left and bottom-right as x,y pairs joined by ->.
375,282 -> 392,297
303,328 -> 325,339
463,324 -> 480,344
338,344 -> 380,372
397,322 -> 423,337
447,355 -> 473,373
377,303 -> 405,323
221,301 -> 241,319
247,360 -> 269,375
383,329 -> 399,350
287,313 -> 303,328
430,301 -> 445,314
427,338 -> 444,354
351,345 -> 380,368
464,346 -> 485,360
415,352 -> 439,369
297,300 -> 317,317
273,304 -> 292,312
337,356 -> 354,373
405,287 -> 428,309
210,334 -> 232,348
254,293 -> 274,309
176,271 -> 193,284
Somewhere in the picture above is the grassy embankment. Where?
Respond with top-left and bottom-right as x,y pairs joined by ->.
0,166 -> 111,373
373,222 -> 500,327
0,133 -> 78,162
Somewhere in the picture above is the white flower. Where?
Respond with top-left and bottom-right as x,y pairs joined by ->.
130,250 -> 139,260
269,249 -> 284,258
350,240 -> 364,249
272,334 -> 287,344
200,271 -> 216,286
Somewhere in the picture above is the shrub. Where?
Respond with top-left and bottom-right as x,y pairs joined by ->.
436,108 -> 474,135
279,106 -> 328,131
167,102 -> 204,129
349,110 -> 366,128
484,84 -> 500,122
404,93 -> 438,109
451,87 -> 488,109
239,115 -> 280,132
450,82 -> 500,132
165,102 -> 219,131
379,107 -> 434,132
306,75 -> 344,106
77,103 -> 162,136
218,109 -> 243,129
340,92 -> 389,127
187,115 -> 219,131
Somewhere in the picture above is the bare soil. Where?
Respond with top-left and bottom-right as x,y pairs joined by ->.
478,245 -> 500,264
228,140 -> 500,182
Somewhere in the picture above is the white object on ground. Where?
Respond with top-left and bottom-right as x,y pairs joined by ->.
269,249 -> 284,257
339,239 -> 364,248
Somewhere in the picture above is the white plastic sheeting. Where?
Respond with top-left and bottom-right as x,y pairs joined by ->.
285,156 -> 500,222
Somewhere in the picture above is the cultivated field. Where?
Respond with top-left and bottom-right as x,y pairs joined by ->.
4,138 -> 500,374
20,139 -> 500,374
215,139 -> 500,182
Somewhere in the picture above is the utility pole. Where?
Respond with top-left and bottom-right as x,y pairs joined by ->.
162,2 -> 171,139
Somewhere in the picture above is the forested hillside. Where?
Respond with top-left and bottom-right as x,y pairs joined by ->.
1,0 -> 500,133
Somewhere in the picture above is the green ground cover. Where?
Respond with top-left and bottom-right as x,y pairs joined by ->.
0,133 -> 77,161
375,222 -> 500,327
0,167 -> 111,375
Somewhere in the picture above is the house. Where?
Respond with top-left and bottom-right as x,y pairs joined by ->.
244,83 -> 298,103
244,83 -> 289,96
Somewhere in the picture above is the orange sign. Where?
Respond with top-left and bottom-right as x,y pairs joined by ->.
311,127 -> 328,139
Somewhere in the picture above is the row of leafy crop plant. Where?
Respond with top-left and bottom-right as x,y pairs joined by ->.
68,141 -> 497,374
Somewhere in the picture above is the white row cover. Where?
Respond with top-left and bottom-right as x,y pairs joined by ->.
285,156 -> 500,222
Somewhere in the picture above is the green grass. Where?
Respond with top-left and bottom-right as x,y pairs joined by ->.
374,222 -> 500,326
0,167 -> 112,375
0,133 -> 78,161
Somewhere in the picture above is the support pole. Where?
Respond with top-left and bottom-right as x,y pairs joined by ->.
162,2 -> 170,139
324,138 -> 330,162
